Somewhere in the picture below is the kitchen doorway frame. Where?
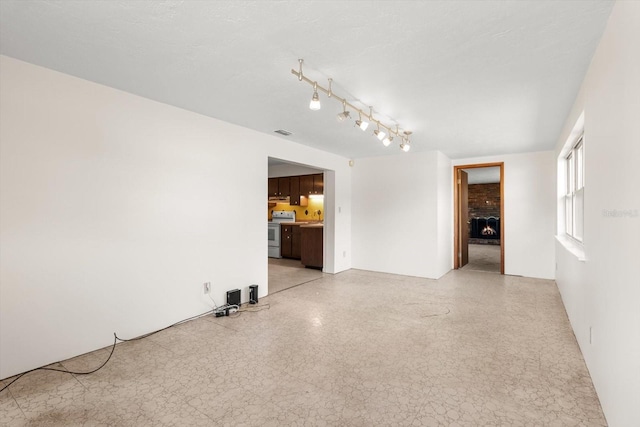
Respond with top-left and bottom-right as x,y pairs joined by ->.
267,157 -> 335,282
453,162 -> 505,274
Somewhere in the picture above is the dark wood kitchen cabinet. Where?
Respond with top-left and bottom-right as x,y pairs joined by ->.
301,226 -> 323,269
277,177 -> 290,197
299,174 -> 313,196
299,173 -> 323,196
289,176 -> 301,206
281,224 -> 301,259
312,173 -> 323,195
280,224 -> 292,258
291,225 -> 301,259
268,178 -> 279,197
268,177 -> 289,198
269,173 -> 320,205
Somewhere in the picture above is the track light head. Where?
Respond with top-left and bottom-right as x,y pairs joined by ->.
374,125 -> 386,141
400,131 -> 412,151
355,112 -> 369,131
337,101 -> 350,122
382,135 -> 392,147
337,110 -> 350,122
309,82 -> 321,110
356,119 -> 368,131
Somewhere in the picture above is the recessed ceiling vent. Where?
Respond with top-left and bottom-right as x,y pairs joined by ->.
274,129 -> 292,136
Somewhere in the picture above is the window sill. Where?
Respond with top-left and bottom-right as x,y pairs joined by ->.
555,235 -> 587,262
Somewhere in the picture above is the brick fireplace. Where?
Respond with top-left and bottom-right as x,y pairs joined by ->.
468,183 -> 500,245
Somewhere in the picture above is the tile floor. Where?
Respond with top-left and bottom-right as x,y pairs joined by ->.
461,243 -> 501,273
0,269 -> 606,426
268,257 -> 325,294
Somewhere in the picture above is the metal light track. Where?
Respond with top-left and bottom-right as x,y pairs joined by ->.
290,59 -> 412,148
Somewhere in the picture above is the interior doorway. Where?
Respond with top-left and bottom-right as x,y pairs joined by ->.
454,163 -> 504,274
267,157 -> 327,294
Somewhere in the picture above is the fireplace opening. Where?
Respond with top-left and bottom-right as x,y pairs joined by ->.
470,217 -> 500,244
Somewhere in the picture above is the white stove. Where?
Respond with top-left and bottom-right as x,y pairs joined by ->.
268,210 -> 296,258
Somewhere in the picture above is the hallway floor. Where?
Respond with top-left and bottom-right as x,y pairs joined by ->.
0,269 -> 606,426
462,243 -> 501,273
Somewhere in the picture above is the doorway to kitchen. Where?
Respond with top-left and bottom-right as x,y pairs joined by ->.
267,157 -> 327,294
454,163 -> 504,274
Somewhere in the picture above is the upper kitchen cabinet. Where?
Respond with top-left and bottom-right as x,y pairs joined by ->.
269,173 -> 320,206
269,177 -> 291,198
289,176 -> 301,206
277,177 -> 290,197
300,173 -> 323,196
268,178 -> 279,197
299,174 -> 313,196
312,173 -> 323,195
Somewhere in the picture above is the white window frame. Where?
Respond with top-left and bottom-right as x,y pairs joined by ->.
564,136 -> 584,242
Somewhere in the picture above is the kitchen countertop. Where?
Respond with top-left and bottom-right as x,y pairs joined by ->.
300,222 -> 323,228
276,221 -> 323,227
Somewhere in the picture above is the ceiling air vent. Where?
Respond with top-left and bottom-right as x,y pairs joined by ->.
274,129 -> 292,136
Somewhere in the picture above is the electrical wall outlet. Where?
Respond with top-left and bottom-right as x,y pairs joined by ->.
203,282 -> 211,294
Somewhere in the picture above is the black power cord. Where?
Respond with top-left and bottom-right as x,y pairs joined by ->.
0,302 -> 271,393
226,302 -> 271,318
0,333 -> 118,394
114,310 -> 213,342
0,309 -> 214,393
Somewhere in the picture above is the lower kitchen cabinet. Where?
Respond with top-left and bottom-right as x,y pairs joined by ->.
292,225 -> 301,259
281,224 -> 301,259
301,226 -> 323,269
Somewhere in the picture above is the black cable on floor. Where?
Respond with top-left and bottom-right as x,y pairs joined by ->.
0,333 -> 118,394
0,309 -> 214,393
0,303 -> 272,392
114,310 -> 213,342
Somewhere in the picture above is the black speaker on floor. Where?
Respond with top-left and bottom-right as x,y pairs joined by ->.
249,284 -> 258,304
226,289 -> 241,311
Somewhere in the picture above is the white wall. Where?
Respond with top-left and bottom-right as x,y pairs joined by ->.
0,56 -> 352,379
554,2 -> 640,426
453,151 -> 556,280
351,151 -> 451,279
351,149 -> 555,280
436,151 -> 453,277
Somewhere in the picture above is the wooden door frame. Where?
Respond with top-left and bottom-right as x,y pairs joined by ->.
453,162 -> 505,274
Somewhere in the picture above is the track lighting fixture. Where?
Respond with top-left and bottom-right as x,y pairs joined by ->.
292,59 -> 412,152
355,111 -> 369,131
384,125 -> 398,147
374,123 -> 386,141
337,100 -> 350,122
309,82 -> 321,111
400,131 -> 412,152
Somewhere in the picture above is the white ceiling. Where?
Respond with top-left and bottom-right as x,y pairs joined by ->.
0,0 -> 613,160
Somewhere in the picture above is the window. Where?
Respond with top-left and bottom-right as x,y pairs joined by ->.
564,136 -> 584,241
